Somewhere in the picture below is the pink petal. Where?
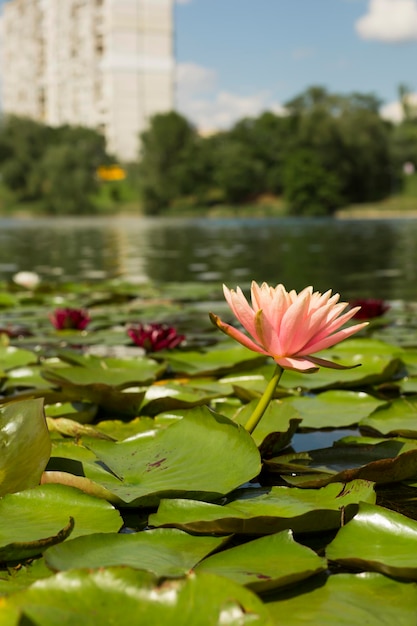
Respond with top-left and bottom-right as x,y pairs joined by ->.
209,313 -> 268,355
223,285 -> 258,337
275,355 -> 319,372
300,321 -> 368,355
300,305 -> 358,353
279,290 -> 312,354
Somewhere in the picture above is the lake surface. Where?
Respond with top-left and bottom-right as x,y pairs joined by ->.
1,215 -> 417,301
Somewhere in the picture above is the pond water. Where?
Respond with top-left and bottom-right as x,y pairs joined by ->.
1,215 -> 417,301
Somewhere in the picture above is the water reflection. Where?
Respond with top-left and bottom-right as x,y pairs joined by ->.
1,215 -> 417,301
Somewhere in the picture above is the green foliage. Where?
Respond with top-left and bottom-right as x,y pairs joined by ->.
0,82 -> 414,217
135,85 -> 404,216
139,111 -> 202,215
38,125 -> 112,214
283,149 -> 343,215
0,116 -> 112,215
0,116 -> 55,200
211,136 -> 265,203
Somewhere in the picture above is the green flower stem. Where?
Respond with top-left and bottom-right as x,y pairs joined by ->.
244,364 -> 284,434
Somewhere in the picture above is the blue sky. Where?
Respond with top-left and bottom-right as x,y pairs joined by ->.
175,0 -> 417,131
0,0 -> 415,132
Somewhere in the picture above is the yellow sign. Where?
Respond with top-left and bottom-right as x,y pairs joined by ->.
97,165 -> 126,181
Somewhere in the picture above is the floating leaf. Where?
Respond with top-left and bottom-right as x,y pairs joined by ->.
326,502 -> 417,579
45,528 -> 228,576
286,390 -> 387,430
360,396 -> 417,437
279,446 -> 417,488
84,406 -> 261,506
141,380 -> 229,416
0,517 -> 74,562
266,572 -> 417,625
149,480 -> 376,534
281,339 -> 404,391
161,346 -> 267,376
233,398 -> 301,455
0,483 -> 122,560
196,530 -> 326,592
0,346 -> 37,370
0,399 -> 51,496
4,568 -> 272,625
45,401 -> 98,425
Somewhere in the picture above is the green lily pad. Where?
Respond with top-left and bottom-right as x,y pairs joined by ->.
326,502 -> 417,579
0,558 -> 53,595
0,346 -> 37,370
45,401 -> 98,424
40,371 -> 147,416
279,446 -> 417,488
266,572 -> 417,625
0,399 -> 51,496
196,530 -> 326,592
46,417 -> 114,440
0,483 -> 122,562
45,528 -> 228,576
4,367 -> 54,391
286,390 -> 387,430
149,480 -> 376,534
233,399 -> 301,455
0,518 -> 74,562
84,406 -> 261,506
95,417 -> 156,440
42,360 -> 161,387
4,568 -> 272,625
360,396 -> 417,437
281,338 -> 404,391
161,346 -> 267,376
140,380 -> 230,416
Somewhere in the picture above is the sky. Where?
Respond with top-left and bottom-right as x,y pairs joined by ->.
0,0 -> 415,132
175,0 -> 417,131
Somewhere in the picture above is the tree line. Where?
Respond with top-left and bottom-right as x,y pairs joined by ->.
139,86 -> 417,216
0,116 -> 116,214
0,85 -> 416,216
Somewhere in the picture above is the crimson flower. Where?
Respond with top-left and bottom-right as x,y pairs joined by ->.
49,308 -> 91,330
127,323 -> 185,353
349,298 -> 390,320
210,282 -> 368,372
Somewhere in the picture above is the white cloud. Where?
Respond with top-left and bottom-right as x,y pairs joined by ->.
176,62 -> 285,132
380,93 -> 417,122
291,47 -> 315,60
356,0 -> 417,42
176,63 -> 217,97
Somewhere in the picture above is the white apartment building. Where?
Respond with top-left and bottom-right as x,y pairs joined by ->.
1,0 -> 175,161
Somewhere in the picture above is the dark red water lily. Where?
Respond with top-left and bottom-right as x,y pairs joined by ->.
49,307 -> 91,330
127,323 -> 185,353
349,298 -> 390,320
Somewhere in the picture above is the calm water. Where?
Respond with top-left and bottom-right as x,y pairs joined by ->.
1,215 -> 417,301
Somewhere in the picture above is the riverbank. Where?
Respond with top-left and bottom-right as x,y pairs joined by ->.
2,190 -> 417,220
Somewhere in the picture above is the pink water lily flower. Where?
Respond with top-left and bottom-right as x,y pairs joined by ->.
210,282 -> 368,372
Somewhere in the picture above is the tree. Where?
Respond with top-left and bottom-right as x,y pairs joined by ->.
228,112 -> 294,195
0,115 -> 55,200
284,86 -> 393,207
282,149 -> 343,216
138,111 -> 200,214
33,125 -> 109,214
211,135 -> 265,204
